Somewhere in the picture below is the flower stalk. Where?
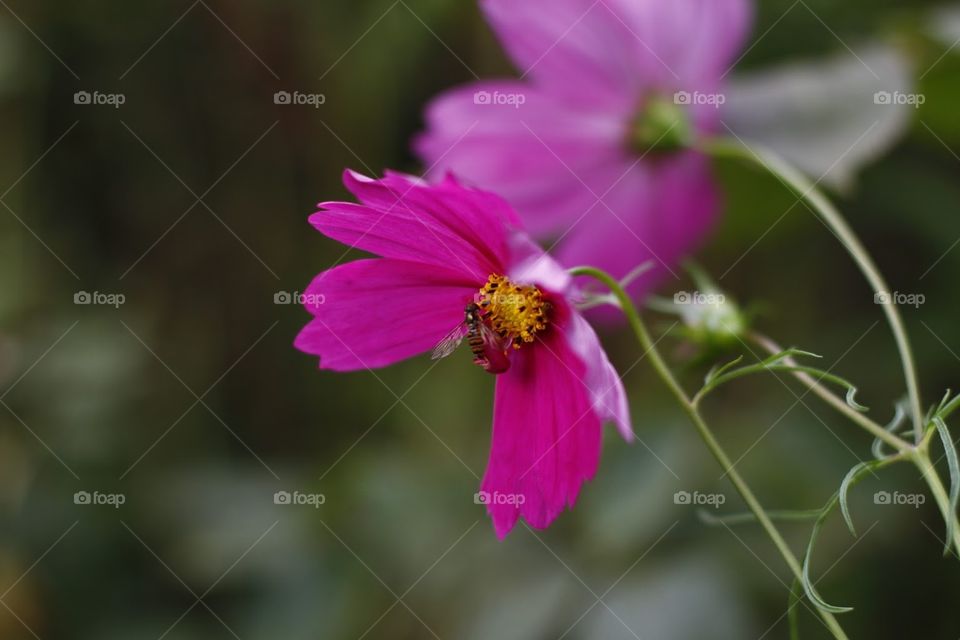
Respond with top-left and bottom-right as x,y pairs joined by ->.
699,139 -> 925,444
696,140 -> 960,558
571,266 -> 850,640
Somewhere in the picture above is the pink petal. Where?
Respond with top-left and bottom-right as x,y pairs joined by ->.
294,259 -> 476,371
567,313 -> 632,440
349,170 -> 524,235
482,0 -> 752,94
607,0 -> 753,86
558,151 -> 719,307
507,234 -> 572,296
481,0 -> 644,105
416,81 -> 628,237
309,170 -> 518,282
480,325 -> 604,538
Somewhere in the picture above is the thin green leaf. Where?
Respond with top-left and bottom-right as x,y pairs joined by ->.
618,261 -> 656,289
844,386 -> 868,412
839,461 -> 875,536
575,293 -> 619,312
936,389 -> 953,415
683,260 -> 714,293
935,418 -> 959,556
698,508 -> 822,526
939,393 -> 960,422
767,364 -> 867,412
925,390 -> 951,425
704,355 -> 744,386
765,348 -> 822,364
697,358 -> 868,412
643,295 -> 675,314
802,508 -> 854,614
802,458 -> 896,613
872,402 -> 906,460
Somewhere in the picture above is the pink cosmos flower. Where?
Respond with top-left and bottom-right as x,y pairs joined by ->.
415,0 -> 752,301
295,170 -> 631,537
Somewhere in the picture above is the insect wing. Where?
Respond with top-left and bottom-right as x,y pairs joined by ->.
431,323 -> 468,360
475,323 -> 511,373
477,322 -> 508,352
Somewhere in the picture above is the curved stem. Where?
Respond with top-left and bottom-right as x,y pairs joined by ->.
571,266 -> 850,640
750,331 -> 913,452
701,139 -> 924,444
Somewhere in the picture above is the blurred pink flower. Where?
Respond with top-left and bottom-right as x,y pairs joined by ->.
416,0 -> 752,300
296,170 -> 631,537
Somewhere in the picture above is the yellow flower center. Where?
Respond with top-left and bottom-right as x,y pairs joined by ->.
478,274 -> 550,348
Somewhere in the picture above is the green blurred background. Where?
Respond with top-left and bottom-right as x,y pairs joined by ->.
2,0 -> 960,638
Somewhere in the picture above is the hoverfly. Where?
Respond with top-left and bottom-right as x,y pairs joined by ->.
431,303 -> 511,373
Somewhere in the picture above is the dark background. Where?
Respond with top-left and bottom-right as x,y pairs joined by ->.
1,1 -> 959,638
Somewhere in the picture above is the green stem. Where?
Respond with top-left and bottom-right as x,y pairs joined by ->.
701,139 -> 924,444
913,451 -> 960,557
571,266 -> 850,640
750,332 -> 913,453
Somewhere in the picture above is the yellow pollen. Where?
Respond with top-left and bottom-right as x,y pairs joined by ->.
478,274 -> 550,348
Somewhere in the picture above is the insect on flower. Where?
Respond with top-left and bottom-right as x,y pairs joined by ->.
296,170 -> 632,537
431,279 -> 553,373
431,302 -> 508,373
